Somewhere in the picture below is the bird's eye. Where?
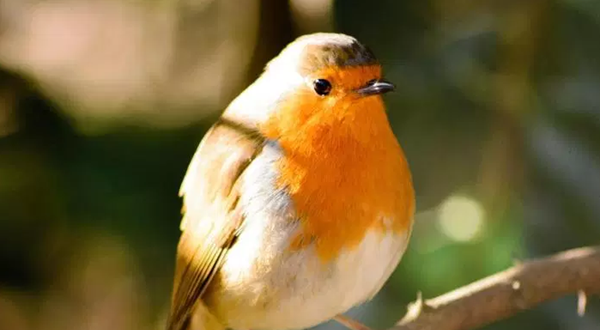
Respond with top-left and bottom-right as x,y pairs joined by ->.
313,79 -> 332,96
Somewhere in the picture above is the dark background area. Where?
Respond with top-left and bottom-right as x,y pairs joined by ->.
0,0 -> 599,329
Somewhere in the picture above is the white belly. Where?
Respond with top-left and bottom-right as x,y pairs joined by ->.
203,142 -> 410,330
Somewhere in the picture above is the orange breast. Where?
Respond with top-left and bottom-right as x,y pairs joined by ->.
261,66 -> 415,262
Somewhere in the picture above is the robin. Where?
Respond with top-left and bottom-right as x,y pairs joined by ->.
166,33 -> 415,330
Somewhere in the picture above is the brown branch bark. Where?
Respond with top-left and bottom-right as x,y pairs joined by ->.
392,246 -> 600,330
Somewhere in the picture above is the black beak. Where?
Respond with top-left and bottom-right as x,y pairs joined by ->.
357,79 -> 395,96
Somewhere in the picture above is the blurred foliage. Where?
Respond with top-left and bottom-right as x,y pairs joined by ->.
0,0 -> 599,329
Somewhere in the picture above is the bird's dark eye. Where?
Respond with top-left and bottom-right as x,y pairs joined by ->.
313,79 -> 332,96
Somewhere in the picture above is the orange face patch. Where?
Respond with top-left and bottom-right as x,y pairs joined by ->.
261,65 -> 415,262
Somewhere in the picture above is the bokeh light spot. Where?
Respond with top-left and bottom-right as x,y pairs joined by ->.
437,194 -> 485,242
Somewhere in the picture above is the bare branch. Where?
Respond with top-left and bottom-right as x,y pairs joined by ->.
393,246 -> 600,330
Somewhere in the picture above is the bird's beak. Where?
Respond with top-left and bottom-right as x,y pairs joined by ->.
357,79 -> 395,96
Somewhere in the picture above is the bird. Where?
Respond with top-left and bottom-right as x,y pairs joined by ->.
166,32 -> 415,330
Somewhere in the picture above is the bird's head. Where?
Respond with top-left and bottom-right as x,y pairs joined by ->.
225,33 -> 395,140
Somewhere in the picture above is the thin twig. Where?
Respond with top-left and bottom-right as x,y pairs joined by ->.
392,246 -> 600,330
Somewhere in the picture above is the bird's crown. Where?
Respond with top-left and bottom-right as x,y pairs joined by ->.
267,33 -> 379,75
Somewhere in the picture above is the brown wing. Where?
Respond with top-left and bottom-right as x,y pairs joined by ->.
166,118 -> 264,330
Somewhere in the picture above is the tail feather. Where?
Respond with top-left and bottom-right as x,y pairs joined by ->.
167,303 -> 225,330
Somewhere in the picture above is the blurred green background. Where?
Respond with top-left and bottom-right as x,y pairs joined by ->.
0,0 -> 599,329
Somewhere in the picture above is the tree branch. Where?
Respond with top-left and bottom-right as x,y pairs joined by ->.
392,246 -> 600,330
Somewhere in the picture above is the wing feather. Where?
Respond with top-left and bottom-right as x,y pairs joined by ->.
166,118 -> 265,330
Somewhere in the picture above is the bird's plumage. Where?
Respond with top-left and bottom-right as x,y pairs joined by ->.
166,33 -> 415,330
169,119 -> 265,330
